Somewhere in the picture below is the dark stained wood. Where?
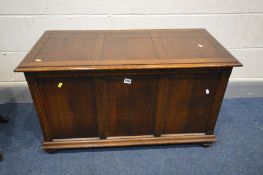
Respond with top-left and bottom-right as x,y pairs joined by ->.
154,77 -> 169,137
163,72 -> 221,134
15,29 -> 242,151
25,74 -> 53,141
104,75 -> 158,137
95,78 -> 107,139
36,76 -> 98,139
206,68 -> 232,134
179,73 -> 219,133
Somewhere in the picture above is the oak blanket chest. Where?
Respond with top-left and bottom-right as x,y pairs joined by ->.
15,29 -> 242,151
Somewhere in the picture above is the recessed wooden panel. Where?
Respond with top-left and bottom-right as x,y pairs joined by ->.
103,37 -> 157,60
36,37 -> 100,61
163,73 -> 221,134
160,36 -> 223,60
104,75 -> 158,137
37,77 -> 98,139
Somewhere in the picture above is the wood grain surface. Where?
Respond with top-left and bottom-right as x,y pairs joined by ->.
15,29 -> 242,72
16,29 -> 242,150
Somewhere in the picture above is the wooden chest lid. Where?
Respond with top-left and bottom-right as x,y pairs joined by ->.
15,29 -> 242,72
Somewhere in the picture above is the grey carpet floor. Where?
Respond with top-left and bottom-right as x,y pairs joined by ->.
0,98 -> 263,175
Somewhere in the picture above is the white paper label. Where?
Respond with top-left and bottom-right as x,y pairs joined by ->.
124,78 -> 132,84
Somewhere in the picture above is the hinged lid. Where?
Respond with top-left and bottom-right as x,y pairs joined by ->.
14,29 -> 242,72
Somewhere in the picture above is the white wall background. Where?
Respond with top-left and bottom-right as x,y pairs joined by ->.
1,0 -> 263,83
